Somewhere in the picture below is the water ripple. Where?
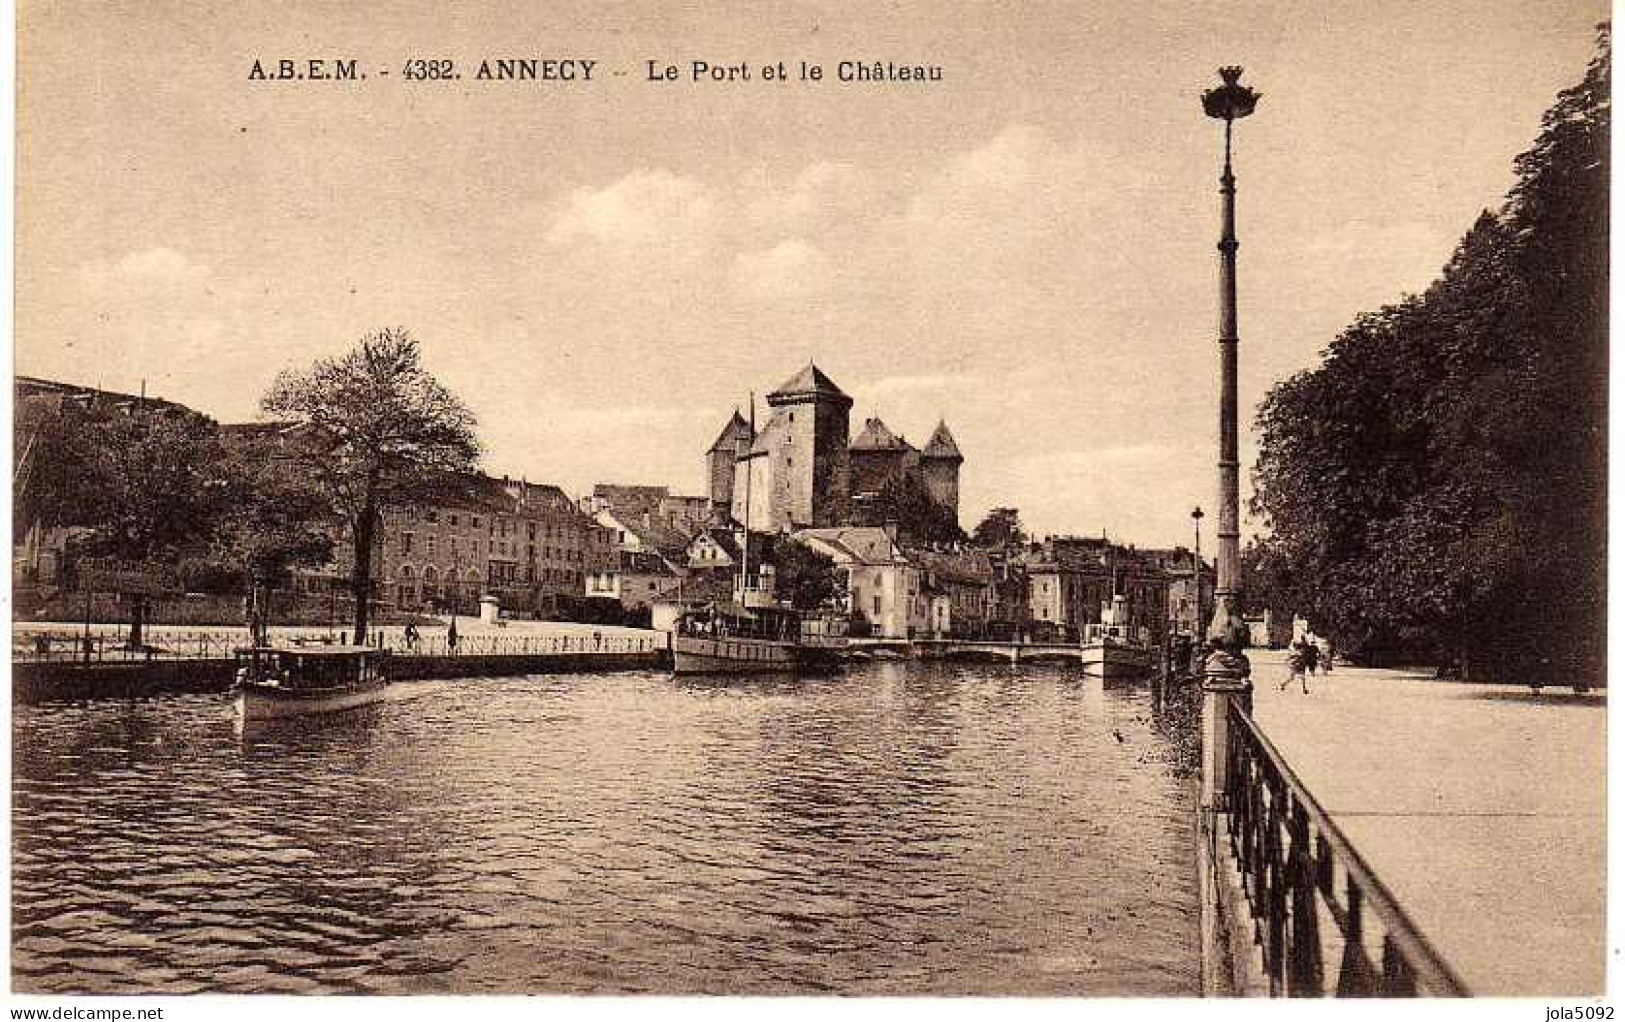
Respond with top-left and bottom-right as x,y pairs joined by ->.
14,663 -> 1200,994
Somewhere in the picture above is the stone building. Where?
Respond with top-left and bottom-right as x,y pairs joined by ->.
368,474 -> 611,617
705,412 -> 752,513
707,364 -> 964,533
730,365 -> 853,532
1019,536 -> 1171,643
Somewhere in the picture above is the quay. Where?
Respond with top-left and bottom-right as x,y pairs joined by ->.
1203,649 -> 1605,996
12,622 -> 669,702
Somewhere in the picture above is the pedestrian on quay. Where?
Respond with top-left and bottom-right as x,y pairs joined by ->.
404,621 -> 420,651
1316,632 -> 1334,675
1301,628 -> 1321,676
447,617 -> 459,653
1281,637 -> 1311,693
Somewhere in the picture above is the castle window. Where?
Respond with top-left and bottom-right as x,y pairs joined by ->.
788,412 -> 794,422
451,514 -> 460,527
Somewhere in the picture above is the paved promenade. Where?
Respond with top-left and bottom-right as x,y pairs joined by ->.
1248,649 -> 1606,995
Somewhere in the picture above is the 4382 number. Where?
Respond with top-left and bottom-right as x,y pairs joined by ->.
403,59 -> 457,80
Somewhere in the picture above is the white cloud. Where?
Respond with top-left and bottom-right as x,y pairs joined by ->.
728,238 -> 832,302
78,247 -> 211,290
544,169 -> 718,249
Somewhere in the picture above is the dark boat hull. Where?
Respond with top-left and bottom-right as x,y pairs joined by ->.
671,635 -> 840,675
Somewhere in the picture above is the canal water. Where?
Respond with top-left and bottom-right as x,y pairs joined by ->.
13,662 -> 1201,995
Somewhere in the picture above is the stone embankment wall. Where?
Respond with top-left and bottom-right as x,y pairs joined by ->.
13,651 -> 670,702
1197,810 -> 1268,996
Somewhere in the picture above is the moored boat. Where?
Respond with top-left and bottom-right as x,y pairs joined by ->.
234,646 -> 392,720
1080,595 -> 1153,678
671,605 -> 841,675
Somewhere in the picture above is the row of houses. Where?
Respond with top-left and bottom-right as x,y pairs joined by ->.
14,375 -> 1214,637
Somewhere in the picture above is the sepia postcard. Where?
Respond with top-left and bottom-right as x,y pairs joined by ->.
9,0 -> 1612,1016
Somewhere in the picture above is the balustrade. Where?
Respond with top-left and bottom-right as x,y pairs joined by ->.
1223,701 -> 1468,996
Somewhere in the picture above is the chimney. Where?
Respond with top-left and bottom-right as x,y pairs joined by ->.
882,519 -> 899,542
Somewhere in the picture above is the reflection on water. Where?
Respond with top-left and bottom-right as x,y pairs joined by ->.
14,662 -> 1200,995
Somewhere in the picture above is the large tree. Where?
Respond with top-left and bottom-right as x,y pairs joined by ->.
972,507 -> 1027,549
262,329 -> 480,642
1249,26 -> 1608,681
32,406 -> 232,566
208,448 -> 338,592
769,536 -> 847,611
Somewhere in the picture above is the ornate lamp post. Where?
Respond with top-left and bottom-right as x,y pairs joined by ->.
1202,66 -> 1258,646
1198,66 -> 1259,810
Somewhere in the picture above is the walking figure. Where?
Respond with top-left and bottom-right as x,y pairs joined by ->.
1316,633 -> 1334,675
447,617 -> 460,653
1301,628 -> 1321,676
404,621 -> 420,651
1281,637 -> 1311,693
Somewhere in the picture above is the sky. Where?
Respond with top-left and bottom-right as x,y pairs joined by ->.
14,0 -> 1608,548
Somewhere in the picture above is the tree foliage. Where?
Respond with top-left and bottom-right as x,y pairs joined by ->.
1249,27 -> 1608,682
769,536 -> 847,611
972,507 -> 1028,549
262,328 -> 481,641
19,404 -> 232,566
851,472 -> 965,545
208,448 -> 338,590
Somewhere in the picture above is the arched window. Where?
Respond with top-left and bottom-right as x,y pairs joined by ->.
423,565 -> 439,583
398,564 -> 415,580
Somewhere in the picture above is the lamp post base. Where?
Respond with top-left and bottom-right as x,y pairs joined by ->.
1201,645 -> 1253,810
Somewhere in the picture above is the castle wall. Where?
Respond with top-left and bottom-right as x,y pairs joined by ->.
921,459 -> 961,517
707,448 -> 735,509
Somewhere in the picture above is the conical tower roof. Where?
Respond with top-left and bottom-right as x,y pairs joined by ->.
921,420 -> 963,462
707,410 -> 752,453
850,416 -> 911,452
767,363 -> 851,406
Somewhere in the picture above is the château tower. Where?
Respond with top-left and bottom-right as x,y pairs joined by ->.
919,420 -> 964,519
706,411 -> 751,513
731,364 -> 851,530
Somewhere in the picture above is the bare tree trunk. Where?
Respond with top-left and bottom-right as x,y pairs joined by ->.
351,488 -> 378,646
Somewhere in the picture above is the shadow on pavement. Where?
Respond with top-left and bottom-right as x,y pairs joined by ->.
1467,689 -> 1606,707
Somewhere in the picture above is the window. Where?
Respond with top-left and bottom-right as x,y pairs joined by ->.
473,516 -> 481,529
451,514 -> 460,527
402,532 -> 415,554
873,594 -> 882,616
427,536 -> 437,556
426,509 -> 438,523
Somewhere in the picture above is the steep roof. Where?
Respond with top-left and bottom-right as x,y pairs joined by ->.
690,527 -> 742,561
767,363 -> 850,405
793,526 -> 903,566
909,547 -> 995,586
744,408 -> 790,456
620,550 -> 678,576
921,420 -> 963,461
707,411 -> 753,454
850,416 -> 913,452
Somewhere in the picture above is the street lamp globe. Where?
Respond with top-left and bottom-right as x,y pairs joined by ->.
1202,67 -> 1260,123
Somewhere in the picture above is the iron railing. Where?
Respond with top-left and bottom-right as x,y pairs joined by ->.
1225,700 -> 1470,997
13,629 -> 662,663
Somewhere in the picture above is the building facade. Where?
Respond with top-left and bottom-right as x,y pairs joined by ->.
711,365 -> 964,534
